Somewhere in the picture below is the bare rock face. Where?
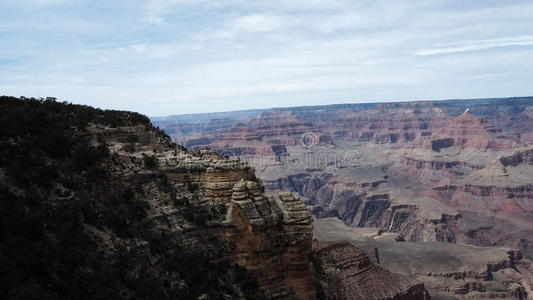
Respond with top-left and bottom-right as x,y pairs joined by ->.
314,218 -> 532,300
500,148 -> 533,166
424,109 -> 514,151
312,241 -> 431,300
223,180 -> 285,295
156,151 -> 318,298
275,192 -> 316,299
221,181 -> 316,298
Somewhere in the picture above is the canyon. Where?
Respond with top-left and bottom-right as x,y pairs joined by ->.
153,96 -> 533,299
1,97 -> 431,299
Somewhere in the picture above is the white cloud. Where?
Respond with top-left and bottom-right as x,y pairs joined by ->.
417,36 -> 533,56
144,0 -> 188,23
2,0 -> 533,114
228,14 -> 286,33
20,0 -> 73,4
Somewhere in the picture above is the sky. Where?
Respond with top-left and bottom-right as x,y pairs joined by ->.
1,0 -> 533,116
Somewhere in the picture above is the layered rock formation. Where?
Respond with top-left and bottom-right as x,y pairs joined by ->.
114,133 -> 318,298
154,96 -> 533,298
156,97 -> 533,253
424,109 -> 513,151
1,97 -> 316,299
314,217 -> 532,300
1,97 -> 433,299
312,241 -> 431,300
158,97 -> 532,146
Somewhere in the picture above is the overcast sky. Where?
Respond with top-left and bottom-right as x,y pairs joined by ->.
1,0 -> 533,116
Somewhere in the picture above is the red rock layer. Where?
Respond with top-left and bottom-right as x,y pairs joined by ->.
422,110 -> 516,151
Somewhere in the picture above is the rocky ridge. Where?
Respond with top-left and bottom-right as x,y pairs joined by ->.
0,97 -> 431,299
314,218 -> 533,300
312,241 -> 431,300
102,125 -> 318,299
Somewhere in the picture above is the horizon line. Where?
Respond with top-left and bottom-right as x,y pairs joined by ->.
149,95 -> 533,118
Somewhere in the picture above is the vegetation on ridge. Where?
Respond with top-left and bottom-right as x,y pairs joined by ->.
0,96 -> 263,299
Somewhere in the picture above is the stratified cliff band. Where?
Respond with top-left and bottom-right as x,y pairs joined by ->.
0,96 -> 430,300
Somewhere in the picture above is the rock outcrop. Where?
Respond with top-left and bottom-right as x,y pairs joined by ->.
149,149 -> 318,298
276,192 -> 316,299
500,148 -> 533,166
1,97 -> 320,299
312,241 -> 431,300
314,218 -> 532,300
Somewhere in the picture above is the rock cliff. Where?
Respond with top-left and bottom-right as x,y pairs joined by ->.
312,241 -> 431,300
1,97 -> 432,299
0,97 -> 316,299
88,122 -> 320,298
314,218 -> 532,300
